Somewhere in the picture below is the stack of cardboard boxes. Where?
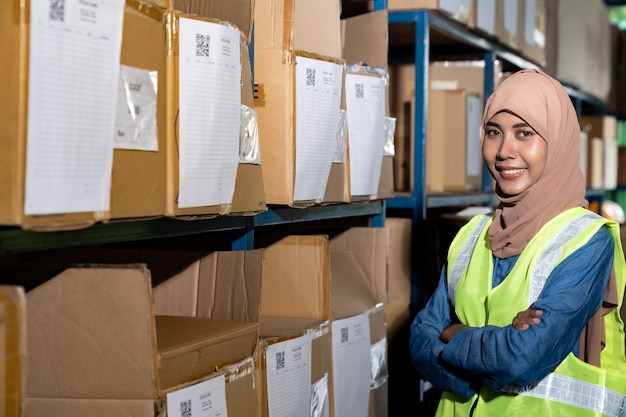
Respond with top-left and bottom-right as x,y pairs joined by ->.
0,0 -> 267,231
1,226 -> 394,416
254,0 -> 394,207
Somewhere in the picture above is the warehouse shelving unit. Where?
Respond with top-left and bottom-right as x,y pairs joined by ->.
384,8 -> 609,315
0,200 -> 386,254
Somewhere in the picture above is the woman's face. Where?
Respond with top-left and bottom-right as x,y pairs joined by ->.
482,111 -> 547,197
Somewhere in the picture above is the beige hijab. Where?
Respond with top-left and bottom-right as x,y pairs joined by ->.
483,69 -> 618,365
482,69 -> 588,258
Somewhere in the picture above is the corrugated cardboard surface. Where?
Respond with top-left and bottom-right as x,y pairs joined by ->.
254,49 -> 345,206
25,266 -> 159,400
124,1 -> 264,217
330,252 -> 378,319
153,249 -> 265,322
22,264 -> 262,416
155,315 -> 258,390
256,319 -> 331,417
111,5 -> 168,220
329,227 -> 390,304
385,218 -> 412,304
329,251 -> 389,417
254,0 -> 342,59
341,10 -> 388,69
0,286 -> 26,417
137,0 -> 254,42
261,235 -> 331,320
255,236 -> 332,416
427,89 -> 468,192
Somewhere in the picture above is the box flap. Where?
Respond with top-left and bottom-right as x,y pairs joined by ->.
293,0 -> 342,58
261,236 -> 331,320
196,250 -> 264,323
23,398 -> 156,417
0,286 -> 26,417
155,315 -> 258,390
258,316 -> 327,338
329,227 -> 390,303
341,10 -> 388,68
25,266 -> 159,400
137,0 -> 254,41
330,252 -> 377,319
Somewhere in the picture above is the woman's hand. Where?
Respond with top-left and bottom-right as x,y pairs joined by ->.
512,308 -> 543,330
440,323 -> 467,343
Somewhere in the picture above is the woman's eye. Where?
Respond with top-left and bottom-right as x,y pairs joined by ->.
518,130 -> 535,139
485,129 -> 500,137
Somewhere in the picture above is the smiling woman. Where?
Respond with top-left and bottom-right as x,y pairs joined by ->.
409,69 -> 626,417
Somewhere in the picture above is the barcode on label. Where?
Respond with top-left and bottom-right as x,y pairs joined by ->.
180,399 -> 192,417
355,83 -> 364,99
276,350 -> 285,370
306,68 -> 316,86
341,327 -> 349,343
195,33 -> 211,57
49,0 -> 65,22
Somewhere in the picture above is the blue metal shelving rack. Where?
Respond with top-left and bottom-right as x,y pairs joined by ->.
385,9 -> 607,314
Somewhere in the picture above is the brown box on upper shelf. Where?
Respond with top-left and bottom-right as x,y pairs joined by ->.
387,0 -> 474,25
0,0 -> 122,230
545,0 -> 611,103
254,0 -> 345,206
519,0 -> 547,67
120,0 -> 265,219
495,0 -> 522,51
427,89 -> 483,192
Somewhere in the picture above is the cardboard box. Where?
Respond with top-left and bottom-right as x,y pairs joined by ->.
427,89 -> 482,192
324,10 -> 392,205
255,235 -> 333,417
545,0 -> 611,102
581,116 -> 618,190
254,0 -> 342,59
387,0 -> 473,25
22,265 -> 259,416
254,49 -> 345,206
0,0 -> 127,230
329,227 -> 390,304
329,252 -> 388,417
254,0 -> 345,206
0,286 -> 26,417
496,0 -> 521,51
469,0 -> 498,38
520,0 -> 547,67
109,5 -> 168,220
388,64 -> 416,192
92,236 -> 332,417
385,217 -> 412,304
329,228 -> 391,417
123,0 -> 265,218
163,357 -> 258,417
581,115 -> 618,141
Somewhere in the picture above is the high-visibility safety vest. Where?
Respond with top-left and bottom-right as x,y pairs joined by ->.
436,207 -> 626,417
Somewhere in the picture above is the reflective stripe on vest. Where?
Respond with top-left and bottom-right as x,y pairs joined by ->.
528,212 -> 602,305
447,214 -> 491,303
502,373 -> 626,417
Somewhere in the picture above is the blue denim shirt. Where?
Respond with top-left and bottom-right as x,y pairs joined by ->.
409,226 -> 614,397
